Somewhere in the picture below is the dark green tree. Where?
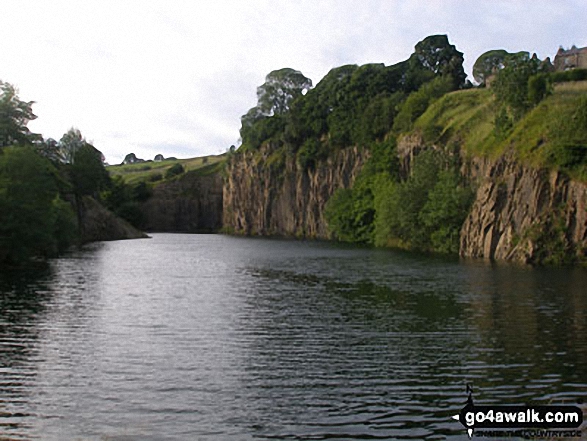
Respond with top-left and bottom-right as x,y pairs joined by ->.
472,49 -> 510,85
0,147 -> 76,263
0,81 -> 41,148
70,144 -> 110,197
373,150 -> 473,252
36,137 -> 65,163
409,35 -> 466,89
492,52 -> 541,121
240,68 -> 312,147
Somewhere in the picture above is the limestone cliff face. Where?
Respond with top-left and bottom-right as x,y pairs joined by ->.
142,172 -> 223,232
398,135 -> 587,263
223,144 -> 368,238
460,154 -> 587,263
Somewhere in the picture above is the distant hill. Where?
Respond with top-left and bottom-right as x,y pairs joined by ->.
107,154 -> 226,185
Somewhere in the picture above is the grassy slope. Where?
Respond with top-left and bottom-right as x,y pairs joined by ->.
107,154 -> 226,185
414,81 -> 587,181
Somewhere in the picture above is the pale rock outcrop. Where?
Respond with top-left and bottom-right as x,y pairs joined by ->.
223,144 -> 368,238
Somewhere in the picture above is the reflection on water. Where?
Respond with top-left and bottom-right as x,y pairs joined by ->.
0,234 -> 586,440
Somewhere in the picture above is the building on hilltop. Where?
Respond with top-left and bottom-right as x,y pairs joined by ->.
554,45 -> 587,71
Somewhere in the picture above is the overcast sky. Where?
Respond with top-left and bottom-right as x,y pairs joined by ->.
2,1 -> 586,164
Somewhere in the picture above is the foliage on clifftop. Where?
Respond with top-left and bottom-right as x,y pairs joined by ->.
237,35 -> 466,160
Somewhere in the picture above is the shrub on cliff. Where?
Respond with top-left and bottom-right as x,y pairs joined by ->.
491,53 -> 550,123
324,177 -> 376,244
325,137 -> 400,244
165,163 -> 184,179
373,151 -> 473,252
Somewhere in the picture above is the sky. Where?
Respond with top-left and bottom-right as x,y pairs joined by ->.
2,1 -> 586,164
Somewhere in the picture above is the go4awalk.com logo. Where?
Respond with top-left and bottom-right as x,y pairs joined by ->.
452,385 -> 583,438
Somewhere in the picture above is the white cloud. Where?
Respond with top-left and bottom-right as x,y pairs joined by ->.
1,0 -> 586,163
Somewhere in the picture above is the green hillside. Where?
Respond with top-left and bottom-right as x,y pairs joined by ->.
107,154 -> 226,185
414,81 -> 587,181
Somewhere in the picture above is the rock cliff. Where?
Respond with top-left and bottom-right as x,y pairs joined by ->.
223,144 -> 368,238
397,134 -> 587,264
460,153 -> 587,263
142,171 -> 223,233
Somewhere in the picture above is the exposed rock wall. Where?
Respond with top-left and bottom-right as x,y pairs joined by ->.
223,145 -> 368,238
142,172 -> 223,232
460,154 -> 587,263
397,135 -> 587,263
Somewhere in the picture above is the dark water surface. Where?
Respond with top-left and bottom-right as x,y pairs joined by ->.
1,234 -> 586,440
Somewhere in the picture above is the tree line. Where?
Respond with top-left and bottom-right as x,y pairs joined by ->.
0,81 -> 145,266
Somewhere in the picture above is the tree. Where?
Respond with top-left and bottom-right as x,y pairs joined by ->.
70,144 -> 110,197
123,152 -> 144,164
409,35 -> 466,89
59,127 -> 87,163
256,68 -> 312,117
472,49 -> 510,85
0,147 -> 76,263
492,53 -> 541,121
36,137 -> 65,163
0,81 -> 41,148
240,68 -> 312,146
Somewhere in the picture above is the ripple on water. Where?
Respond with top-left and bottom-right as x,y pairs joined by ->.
0,234 -> 586,440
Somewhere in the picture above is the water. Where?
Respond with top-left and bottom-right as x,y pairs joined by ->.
0,233 -> 586,440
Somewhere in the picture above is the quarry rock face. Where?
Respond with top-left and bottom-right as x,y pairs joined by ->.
397,134 -> 587,263
222,144 -> 368,238
142,172 -> 223,233
459,154 -> 587,263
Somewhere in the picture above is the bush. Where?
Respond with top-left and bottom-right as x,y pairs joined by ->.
528,73 -> 552,106
241,115 -> 286,150
550,68 -> 587,84
324,188 -> 357,242
165,163 -> 184,179
373,150 -> 473,252
491,55 -> 540,121
149,173 -> 163,182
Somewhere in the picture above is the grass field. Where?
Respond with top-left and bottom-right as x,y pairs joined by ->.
107,154 -> 226,185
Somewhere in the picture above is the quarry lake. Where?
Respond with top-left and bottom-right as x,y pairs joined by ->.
1,233 -> 586,440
